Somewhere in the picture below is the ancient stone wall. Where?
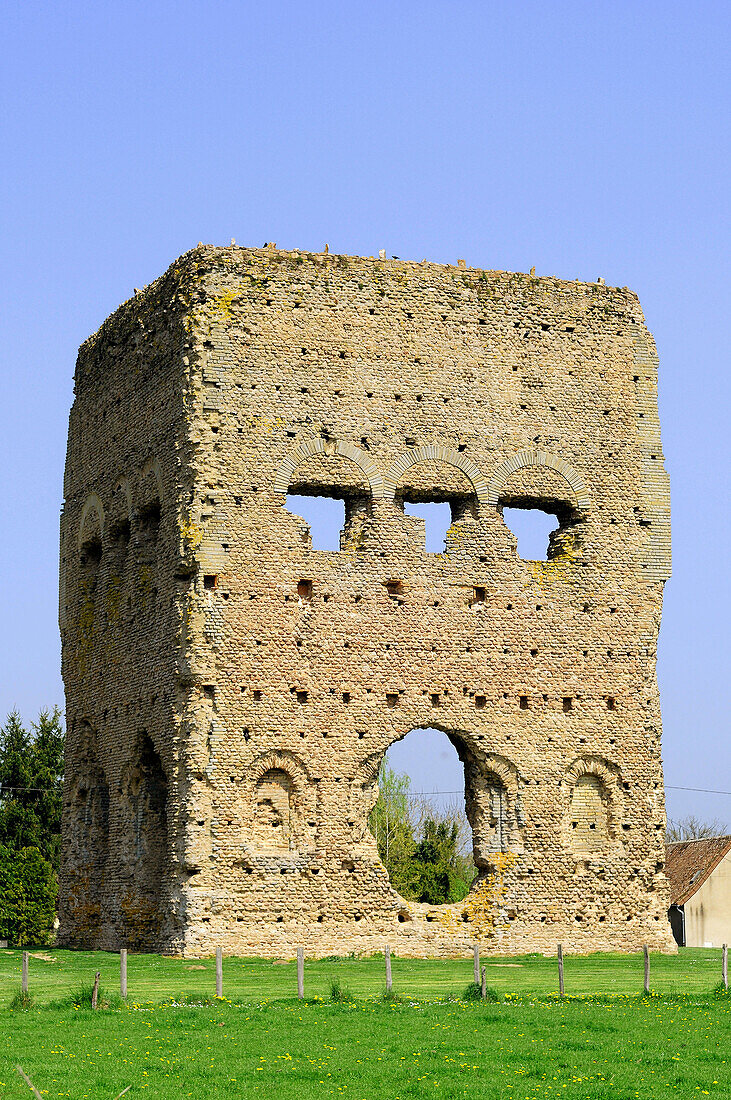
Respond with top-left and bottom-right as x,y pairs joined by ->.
59,244 -> 674,956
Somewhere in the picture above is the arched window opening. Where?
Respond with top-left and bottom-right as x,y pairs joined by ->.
368,728 -> 479,904
403,501 -> 452,553
497,464 -> 581,562
285,494 -> 347,551
396,460 -> 477,553
284,452 -> 371,551
501,506 -> 560,561
569,774 -> 610,854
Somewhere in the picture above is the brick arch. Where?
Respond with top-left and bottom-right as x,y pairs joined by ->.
246,748 -> 313,790
274,437 -> 384,498
564,753 -> 620,790
383,446 -> 489,503
78,493 -> 105,548
488,450 -> 589,510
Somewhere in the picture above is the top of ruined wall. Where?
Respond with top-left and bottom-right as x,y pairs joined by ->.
72,243 -> 670,583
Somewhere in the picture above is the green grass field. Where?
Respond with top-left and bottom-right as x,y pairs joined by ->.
1,949 -> 729,1099
0,946 -> 726,1003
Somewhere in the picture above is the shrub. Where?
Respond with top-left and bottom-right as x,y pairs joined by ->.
381,988 -> 402,1003
0,845 -> 58,946
9,989 -> 34,1010
69,981 -> 123,1010
329,978 -> 353,1003
463,981 -> 500,1003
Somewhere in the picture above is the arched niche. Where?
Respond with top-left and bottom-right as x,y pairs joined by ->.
119,731 -> 168,943
137,459 -> 163,559
243,750 -> 316,853
63,720 -> 110,943
562,755 -> 622,856
78,494 -> 104,575
78,493 -> 105,550
108,478 -> 133,550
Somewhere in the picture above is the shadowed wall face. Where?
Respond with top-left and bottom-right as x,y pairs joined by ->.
59,245 -> 673,956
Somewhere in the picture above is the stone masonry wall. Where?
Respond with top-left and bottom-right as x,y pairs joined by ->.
59,244 -> 674,956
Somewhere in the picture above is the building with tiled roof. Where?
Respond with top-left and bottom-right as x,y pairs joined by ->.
665,837 -> 731,947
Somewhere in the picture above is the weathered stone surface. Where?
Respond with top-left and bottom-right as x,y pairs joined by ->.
58,245 -> 674,956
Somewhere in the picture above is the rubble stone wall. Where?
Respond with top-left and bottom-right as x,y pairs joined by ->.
59,244 -> 674,956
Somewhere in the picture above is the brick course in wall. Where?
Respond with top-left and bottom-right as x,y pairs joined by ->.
58,244 -> 674,956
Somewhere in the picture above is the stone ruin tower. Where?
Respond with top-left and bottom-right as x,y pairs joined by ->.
59,244 -> 674,955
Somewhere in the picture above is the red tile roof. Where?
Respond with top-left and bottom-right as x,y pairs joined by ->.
665,836 -> 731,906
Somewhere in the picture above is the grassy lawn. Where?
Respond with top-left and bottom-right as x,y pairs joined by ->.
1,950 -> 729,1099
2,994 -> 730,1099
0,946 -> 726,1004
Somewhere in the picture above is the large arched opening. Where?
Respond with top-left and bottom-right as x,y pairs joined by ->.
368,726 -> 515,905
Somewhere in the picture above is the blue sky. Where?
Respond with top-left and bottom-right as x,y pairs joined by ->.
1,1 -> 729,824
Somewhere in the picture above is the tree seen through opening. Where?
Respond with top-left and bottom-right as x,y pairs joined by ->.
368,727 -> 476,904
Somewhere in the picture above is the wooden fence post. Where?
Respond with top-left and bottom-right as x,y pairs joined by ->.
21,952 -> 28,995
723,944 -> 728,992
120,949 -> 127,999
643,945 -> 650,995
557,945 -> 564,997
91,971 -> 100,1010
473,944 -> 480,985
297,947 -> 304,1000
385,945 -> 392,992
16,1067 -> 43,1100
216,947 -> 223,998
480,965 -> 486,1000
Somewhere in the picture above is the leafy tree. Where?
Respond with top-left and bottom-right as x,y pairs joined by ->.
369,764 -> 416,895
0,845 -> 58,946
666,815 -> 728,843
369,765 -> 477,904
405,817 -> 476,904
0,709 -> 64,868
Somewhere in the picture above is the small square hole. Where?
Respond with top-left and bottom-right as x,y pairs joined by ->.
563,697 -> 573,712
253,690 -> 262,701
203,575 -> 218,589
430,693 -> 440,707
296,690 -> 309,704
386,693 -> 399,708
343,692 -> 351,704
298,579 -> 313,599
519,696 -> 529,709
475,695 -> 486,709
